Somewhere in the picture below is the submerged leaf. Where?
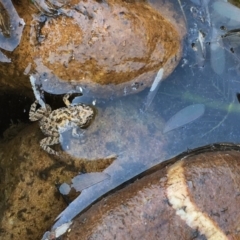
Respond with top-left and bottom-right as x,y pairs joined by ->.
71,172 -> 110,192
59,172 -> 111,196
210,27 -> 225,75
143,68 -> 164,110
212,1 -> 240,22
0,50 -> 10,62
0,1 -> 25,52
163,104 -> 205,133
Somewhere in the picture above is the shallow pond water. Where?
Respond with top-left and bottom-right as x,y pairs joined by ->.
1,0 -> 240,239
48,0 -> 240,235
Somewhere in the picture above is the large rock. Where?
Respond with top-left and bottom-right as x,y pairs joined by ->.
61,145 -> 240,239
0,124 -> 114,240
0,0 -> 185,97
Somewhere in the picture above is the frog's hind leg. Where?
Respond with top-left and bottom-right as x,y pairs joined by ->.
29,101 -> 51,121
29,101 -> 40,121
40,136 -> 60,156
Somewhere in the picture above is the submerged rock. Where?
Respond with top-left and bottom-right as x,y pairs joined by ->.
0,0 -> 185,97
38,93 -> 168,234
61,145 -> 240,239
62,96 -> 167,161
0,94 -> 167,239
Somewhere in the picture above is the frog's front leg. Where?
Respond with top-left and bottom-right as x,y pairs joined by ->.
40,136 -> 60,156
72,127 -> 85,138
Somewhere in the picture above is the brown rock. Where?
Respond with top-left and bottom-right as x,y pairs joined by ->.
0,124 -> 113,240
63,95 -> 167,161
62,148 -> 240,240
0,0 -> 185,97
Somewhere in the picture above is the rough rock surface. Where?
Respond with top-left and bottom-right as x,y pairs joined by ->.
0,0 -> 185,97
62,149 -> 240,240
0,124 -> 113,240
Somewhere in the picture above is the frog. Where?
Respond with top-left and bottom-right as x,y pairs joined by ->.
29,93 -> 94,156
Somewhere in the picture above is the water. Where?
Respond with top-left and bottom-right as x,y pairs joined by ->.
1,0 -> 240,239
50,1 -> 240,236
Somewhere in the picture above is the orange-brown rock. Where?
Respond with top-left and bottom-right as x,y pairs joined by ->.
0,0 -> 185,97
62,148 -> 240,240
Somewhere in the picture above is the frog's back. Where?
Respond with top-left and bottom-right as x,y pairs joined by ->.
39,104 -> 93,136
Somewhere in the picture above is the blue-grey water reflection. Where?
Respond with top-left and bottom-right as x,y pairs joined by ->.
47,0 -> 240,236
